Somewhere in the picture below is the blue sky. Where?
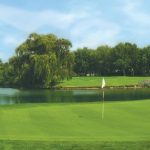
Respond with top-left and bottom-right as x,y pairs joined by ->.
0,0 -> 150,61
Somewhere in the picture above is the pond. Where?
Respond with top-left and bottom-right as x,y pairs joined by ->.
0,88 -> 150,105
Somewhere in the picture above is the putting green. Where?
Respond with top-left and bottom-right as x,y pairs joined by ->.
0,100 -> 149,141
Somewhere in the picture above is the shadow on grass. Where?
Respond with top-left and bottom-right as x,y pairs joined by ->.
0,140 -> 150,150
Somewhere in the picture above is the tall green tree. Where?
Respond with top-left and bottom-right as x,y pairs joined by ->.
112,42 -> 137,76
138,46 -> 150,75
7,33 -> 73,88
74,47 -> 91,76
95,45 -> 112,75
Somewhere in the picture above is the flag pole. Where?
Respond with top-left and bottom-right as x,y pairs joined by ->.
101,78 -> 106,120
102,89 -> 105,120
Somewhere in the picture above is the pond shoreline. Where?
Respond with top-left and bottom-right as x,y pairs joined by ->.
57,85 -> 145,90
0,85 -> 146,90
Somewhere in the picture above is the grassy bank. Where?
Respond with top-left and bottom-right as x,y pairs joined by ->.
0,100 -> 150,149
59,76 -> 150,88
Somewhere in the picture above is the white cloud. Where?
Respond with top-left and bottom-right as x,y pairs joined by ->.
0,4 -> 76,32
70,11 -> 120,49
0,3 -> 122,61
0,4 -> 121,49
3,36 -> 21,46
122,0 -> 150,26
1,35 -> 24,61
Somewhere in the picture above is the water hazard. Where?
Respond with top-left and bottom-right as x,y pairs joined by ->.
0,88 -> 150,105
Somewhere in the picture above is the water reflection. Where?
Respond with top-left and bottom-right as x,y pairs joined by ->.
0,88 -> 150,105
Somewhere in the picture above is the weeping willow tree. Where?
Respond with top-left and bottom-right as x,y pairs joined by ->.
8,33 -> 74,88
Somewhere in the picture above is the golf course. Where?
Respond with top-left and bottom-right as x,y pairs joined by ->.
0,76 -> 150,149
0,100 -> 150,149
1,0 -> 150,149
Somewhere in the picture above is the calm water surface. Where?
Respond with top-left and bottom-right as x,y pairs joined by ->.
0,88 -> 150,105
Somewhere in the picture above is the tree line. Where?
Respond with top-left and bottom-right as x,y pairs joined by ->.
74,43 -> 150,76
0,33 -> 150,88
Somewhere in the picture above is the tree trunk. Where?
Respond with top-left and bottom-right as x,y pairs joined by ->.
132,68 -> 135,76
123,69 -> 126,76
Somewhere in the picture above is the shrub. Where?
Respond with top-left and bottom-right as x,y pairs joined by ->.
139,80 -> 150,87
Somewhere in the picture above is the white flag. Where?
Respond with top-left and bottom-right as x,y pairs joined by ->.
101,78 -> 106,88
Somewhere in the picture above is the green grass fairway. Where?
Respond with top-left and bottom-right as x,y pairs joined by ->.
59,76 -> 150,87
0,100 -> 150,149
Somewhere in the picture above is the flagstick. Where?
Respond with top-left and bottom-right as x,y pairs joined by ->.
101,77 -> 106,120
102,89 -> 105,120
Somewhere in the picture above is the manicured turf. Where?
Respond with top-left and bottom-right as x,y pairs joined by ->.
59,76 -> 150,87
0,100 -> 150,149
0,140 -> 150,150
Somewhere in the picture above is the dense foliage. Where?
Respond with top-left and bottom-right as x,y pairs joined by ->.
0,33 -> 74,88
0,34 -> 150,88
74,43 -> 150,76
